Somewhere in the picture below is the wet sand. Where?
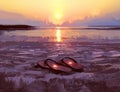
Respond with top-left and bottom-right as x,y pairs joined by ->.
0,41 -> 120,92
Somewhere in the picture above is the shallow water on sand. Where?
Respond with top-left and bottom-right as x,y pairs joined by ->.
3,28 -> 120,42
0,42 -> 120,92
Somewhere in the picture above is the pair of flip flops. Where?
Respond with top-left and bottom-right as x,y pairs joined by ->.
35,57 -> 84,74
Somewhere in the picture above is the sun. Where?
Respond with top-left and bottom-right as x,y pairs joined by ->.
50,11 -> 64,25
55,12 -> 63,20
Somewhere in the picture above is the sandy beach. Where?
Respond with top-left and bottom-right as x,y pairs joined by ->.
0,39 -> 120,92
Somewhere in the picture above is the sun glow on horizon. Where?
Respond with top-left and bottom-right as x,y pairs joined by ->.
55,12 -> 63,20
51,12 -> 64,25
0,0 -> 120,25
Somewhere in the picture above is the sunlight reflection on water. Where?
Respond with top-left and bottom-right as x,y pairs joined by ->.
3,27 -> 120,42
56,28 -> 62,42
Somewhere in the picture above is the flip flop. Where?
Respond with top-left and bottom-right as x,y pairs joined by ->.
60,57 -> 84,72
34,60 -> 49,69
45,59 -> 73,74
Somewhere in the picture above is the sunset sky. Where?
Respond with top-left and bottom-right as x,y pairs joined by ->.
0,0 -> 120,25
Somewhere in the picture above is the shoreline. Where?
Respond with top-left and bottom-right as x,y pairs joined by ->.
0,25 -> 36,31
0,25 -> 120,31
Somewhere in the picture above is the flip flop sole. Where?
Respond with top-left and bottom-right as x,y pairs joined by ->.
36,61 -> 49,69
45,59 -> 73,74
61,57 -> 84,72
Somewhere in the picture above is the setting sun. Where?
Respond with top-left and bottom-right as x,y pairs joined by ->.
50,12 -> 64,25
55,12 -> 63,20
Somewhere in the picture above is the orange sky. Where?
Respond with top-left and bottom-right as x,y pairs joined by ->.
0,0 -> 120,25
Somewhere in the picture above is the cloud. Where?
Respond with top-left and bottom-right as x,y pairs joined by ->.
0,10 -> 51,26
0,10 -> 120,27
61,11 -> 120,27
